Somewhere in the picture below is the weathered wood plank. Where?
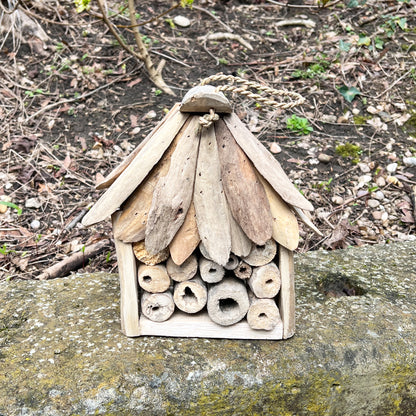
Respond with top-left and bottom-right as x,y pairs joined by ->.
82,107 -> 189,227
216,119 -> 273,245
145,116 -> 201,254
259,174 -> 300,251
97,103 -> 182,190
112,213 -> 141,337
228,205 -> 252,257
169,202 -> 200,266
114,119 -> 185,243
223,112 -> 314,211
278,245 -> 295,339
181,85 -> 232,113
193,124 -> 231,266
139,310 -> 283,340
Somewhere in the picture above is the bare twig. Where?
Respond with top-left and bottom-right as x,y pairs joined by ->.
193,5 -> 233,33
37,239 -> 111,280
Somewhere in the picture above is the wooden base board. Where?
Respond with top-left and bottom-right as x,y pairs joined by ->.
139,310 -> 283,340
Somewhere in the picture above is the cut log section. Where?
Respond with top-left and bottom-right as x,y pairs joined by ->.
141,291 -> 175,322
207,277 -> 250,326
114,121 -> 183,243
166,254 -> 198,282
234,261 -> 252,280
216,119 -> 273,245
258,174 -> 299,251
193,124 -> 231,266
180,85 -> 232,114
97,103 -> 182,190
248,262 -> 281,298
132,241 -> 169,266
138,264 -> 171,293
173,276 -> 208,314
223,112 -> 314,211
82,106 -> 189,227
145,116 -> 201,254
247,295 -> 282,331
199,257 -> 225,283
169,202 -> 200,266
243,239 -> 277,267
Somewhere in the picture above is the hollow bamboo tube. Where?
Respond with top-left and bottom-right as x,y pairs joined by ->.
243,239 -> 277,267
166,254 -> 198,282
132,241 -> 169,266
247,293 -> 282,331
199,257 -> 225,283
224,253 -> 239,271
233,261 -> 252,280
248,262 -> 281,298
138,264 -> 171,293
173,276 -> 207,314
141,291 -> 175,322
207,277 -> 249,326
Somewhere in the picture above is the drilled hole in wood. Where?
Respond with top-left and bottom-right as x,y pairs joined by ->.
209,268 -> 217,273
266,279 -> 273,284
219,297 -> 238,313
255,244 -> 265,250
259,313 -> 267,319
182,286 -> 197,305
143,275 -> 152,283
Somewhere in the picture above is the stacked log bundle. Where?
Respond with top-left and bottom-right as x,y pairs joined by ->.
83,85 -> 320,339
131,238 -> 284,331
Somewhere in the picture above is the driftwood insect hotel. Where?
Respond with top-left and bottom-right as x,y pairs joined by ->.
82,81 -> 319,339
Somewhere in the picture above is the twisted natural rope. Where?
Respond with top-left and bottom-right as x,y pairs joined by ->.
199,108 -> 219,128
199,74 -> 305,110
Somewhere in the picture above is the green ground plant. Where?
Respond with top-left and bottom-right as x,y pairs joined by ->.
286,115 -> 313,135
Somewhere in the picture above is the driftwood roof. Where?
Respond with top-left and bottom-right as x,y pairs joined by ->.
82,86 -> 319,265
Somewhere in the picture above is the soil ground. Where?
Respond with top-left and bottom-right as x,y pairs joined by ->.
1,0 -> 416,280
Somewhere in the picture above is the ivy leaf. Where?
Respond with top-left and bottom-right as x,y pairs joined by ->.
338,85 -> 361,103
339,40 -> 351,53
357,34 -> 371,46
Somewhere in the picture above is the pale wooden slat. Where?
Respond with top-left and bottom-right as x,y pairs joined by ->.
223,113 -> 314,211
139,310 -> 283,340
169,202 -> 200,266
96,103 -> 182,190
193,124 -> 231,266
145,116 -> 201,254
112,213 -> 141,337
227,204 -> 252,257
114,119 -> 186,243
293,206 -> 323,236
216,119 -> 273,245
278,245 -> 295,339
82,108 -> 189,227
259,175 -> 300,251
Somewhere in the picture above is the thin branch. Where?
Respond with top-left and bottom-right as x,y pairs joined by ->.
193,5 -> 233,33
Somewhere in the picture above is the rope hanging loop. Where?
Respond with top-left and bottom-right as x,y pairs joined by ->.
199,74 -> 305,111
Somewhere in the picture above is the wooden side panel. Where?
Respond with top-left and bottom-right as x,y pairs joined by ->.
112,213 -> 140,337
259,175 -> 299,251
96,103 -> 182,190
216,119 -> 273,246
223,113 -> 314,211
278,245 -> 295,339
82,108 -> 189,227
193,124 -> 231,266
145,116 -> 201,254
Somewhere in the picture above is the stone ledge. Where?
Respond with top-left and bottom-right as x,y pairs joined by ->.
1,242 -> 415,415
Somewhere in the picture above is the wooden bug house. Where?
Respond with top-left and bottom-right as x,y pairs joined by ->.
82,81 -> 319,340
